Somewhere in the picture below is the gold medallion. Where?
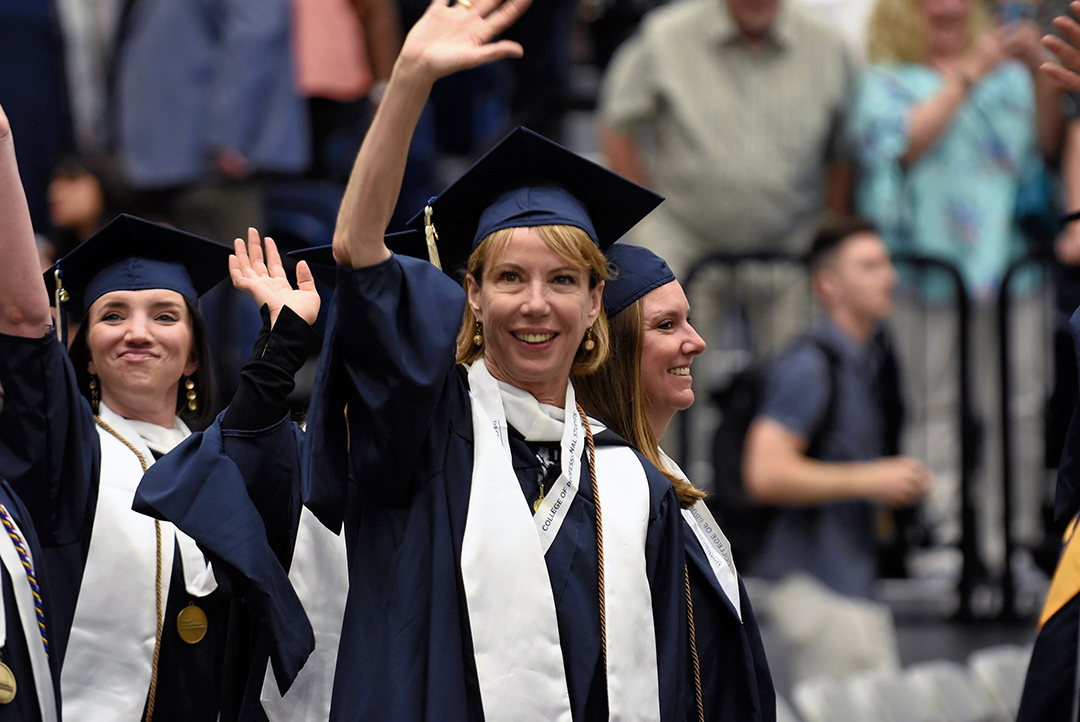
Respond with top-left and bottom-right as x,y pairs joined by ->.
177,603 -> 208,645
0,661 -> 16,704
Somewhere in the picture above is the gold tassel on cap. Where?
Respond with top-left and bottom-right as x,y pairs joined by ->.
54,269 -> 69,342
423,204 -> 443,271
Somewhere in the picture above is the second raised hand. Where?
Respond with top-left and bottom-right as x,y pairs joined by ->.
396,0 -> 533,83
229,228 -> 321,327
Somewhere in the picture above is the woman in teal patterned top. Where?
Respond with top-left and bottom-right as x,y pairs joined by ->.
849,0 -> 1052,300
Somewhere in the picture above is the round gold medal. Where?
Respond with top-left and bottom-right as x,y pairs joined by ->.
177,603 -> 208,645
0,661 -> 17,704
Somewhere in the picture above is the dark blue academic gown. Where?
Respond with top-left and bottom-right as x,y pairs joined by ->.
0,479 -> 62,721
303,254 -> 688,722
683,533 -> 775,722
134,308 -> 317,717
1018,305 -> 1080,721
0,328 -> 294,721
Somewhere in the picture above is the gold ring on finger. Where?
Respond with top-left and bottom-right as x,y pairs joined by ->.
458,0 -> 473,9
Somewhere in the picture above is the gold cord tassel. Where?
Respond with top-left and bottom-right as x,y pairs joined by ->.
94,417 -> 164,722
578,405 -> 607,679
54,269 -> 69,342
423,205 -> 443,271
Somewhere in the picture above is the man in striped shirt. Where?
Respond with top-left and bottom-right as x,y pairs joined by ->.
600,0 -> 855,351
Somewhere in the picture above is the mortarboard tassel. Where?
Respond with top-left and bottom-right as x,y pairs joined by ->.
53,269 -> 69,344
423,204 -> 443,271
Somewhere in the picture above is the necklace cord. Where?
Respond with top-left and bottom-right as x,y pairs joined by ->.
577,405 -> 607,683
94,416 -> 163,722
685,565 -> 704,722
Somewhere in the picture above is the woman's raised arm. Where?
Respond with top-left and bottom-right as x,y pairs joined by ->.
0,106 -> 52,337
332,0 -> 531,268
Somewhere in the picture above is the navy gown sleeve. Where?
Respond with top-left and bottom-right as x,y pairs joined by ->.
135,306 -> 318,694
304,254 -> 466,530
0,330 -> 99,546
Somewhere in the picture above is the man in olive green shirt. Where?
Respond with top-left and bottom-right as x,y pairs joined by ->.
600,0 -> 855,273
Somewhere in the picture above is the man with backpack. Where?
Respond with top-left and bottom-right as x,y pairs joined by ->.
741,216 -> 932,600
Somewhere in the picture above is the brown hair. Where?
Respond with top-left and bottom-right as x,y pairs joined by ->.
574,298 -> 706,508
456,224 -> 612,376
808,215 -> 879,272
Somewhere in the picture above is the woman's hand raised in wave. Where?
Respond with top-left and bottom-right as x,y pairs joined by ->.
1043,1 -> 1080,91
397,0 -> 533,85
230,228 -> 321,328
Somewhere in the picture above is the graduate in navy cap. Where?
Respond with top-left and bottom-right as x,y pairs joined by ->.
0,375 -> 61,722
1017,302 -> 1080,721
301,0 -> 691,719
575,244 -> 776,722
0,103 -> 315,722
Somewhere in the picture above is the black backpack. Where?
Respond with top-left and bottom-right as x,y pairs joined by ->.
706,329 -> 908,573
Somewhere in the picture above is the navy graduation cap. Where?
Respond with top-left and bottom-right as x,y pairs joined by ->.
46,214 -> 232,315
406,126 -> 664,276
288,230 -> 429,288
602,243 -> 676,318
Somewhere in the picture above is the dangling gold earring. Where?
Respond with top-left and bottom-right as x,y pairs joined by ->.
472,321 -> 484,347
583,326 -> 596,352
185,377 -> 197,412
89,375 -> 100,415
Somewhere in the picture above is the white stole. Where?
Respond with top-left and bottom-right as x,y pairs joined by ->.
0,509 -> 58,721
659,450 -> 742,622
61,404 -> 217,722
461,359 -> 660,721
258,506 -> 349,721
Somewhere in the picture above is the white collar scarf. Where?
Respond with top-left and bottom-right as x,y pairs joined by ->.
659,449 -> 742,621
61,403 -> 217,722
461,359 -> 661,721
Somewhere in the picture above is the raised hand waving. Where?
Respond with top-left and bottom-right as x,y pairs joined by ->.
399,0 -> 533,83
230,228 -> 321,327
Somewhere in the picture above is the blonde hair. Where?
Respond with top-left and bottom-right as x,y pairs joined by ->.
456,224 -> 611,377
574,298 -> 707,509
866,0 -> 990,63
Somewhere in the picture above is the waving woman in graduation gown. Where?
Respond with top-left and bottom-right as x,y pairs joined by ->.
0,105 -> 309,720
304,2 -> 689,720
575,243 -> 776,722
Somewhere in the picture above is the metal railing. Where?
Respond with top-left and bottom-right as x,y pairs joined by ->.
997,246 -> 1057,619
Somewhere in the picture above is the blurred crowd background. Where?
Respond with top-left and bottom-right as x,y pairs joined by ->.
2,0 -> 1079,717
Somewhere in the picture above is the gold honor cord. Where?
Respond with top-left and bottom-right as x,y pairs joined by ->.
93,417 -> 164,722
684,566 -> 703,722
577,406 -> 607,681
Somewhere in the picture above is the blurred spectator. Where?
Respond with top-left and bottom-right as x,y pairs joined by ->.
111,0 -> 310,241
1038,0 -> 1080,319
0,0 -> 72,231
53,0 -> 122,152
599,0 -> 855,350
296,0 -> 403,184
48,153 -> 133,258
110,0 -> 311,416
850,0 -> 1050,568
743,218 -> 931,599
